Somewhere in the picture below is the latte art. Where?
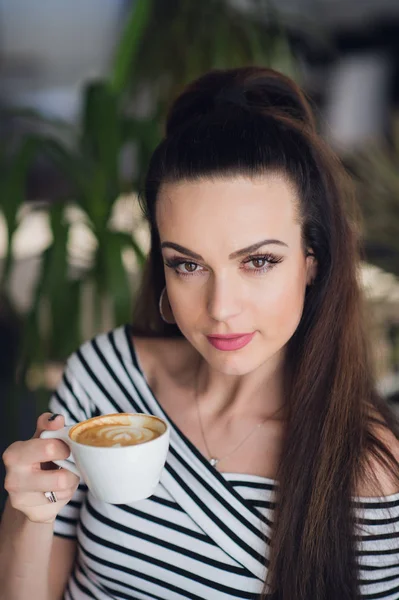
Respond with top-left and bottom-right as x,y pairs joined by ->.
93,425 -> 158,447
70,413 -> 165,448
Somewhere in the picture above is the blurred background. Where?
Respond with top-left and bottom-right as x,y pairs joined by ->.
1,0 -> 399,512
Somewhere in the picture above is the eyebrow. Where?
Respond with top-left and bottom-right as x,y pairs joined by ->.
161,239 -> 288,261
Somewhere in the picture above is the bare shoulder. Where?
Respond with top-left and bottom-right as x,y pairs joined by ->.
132,335 -> 198,383
356,420 -> 399,498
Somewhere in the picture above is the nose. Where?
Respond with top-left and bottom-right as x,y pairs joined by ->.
206,275 -> 242,323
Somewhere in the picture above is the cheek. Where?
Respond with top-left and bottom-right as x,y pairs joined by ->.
257,266 -> 307,334
164,274 -> 203,325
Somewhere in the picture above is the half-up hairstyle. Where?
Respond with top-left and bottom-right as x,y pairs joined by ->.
132,66 -> 399,599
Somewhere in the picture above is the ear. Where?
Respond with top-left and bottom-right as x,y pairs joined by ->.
305,250 -> 317,286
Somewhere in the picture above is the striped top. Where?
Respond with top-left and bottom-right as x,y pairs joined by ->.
49,325 -> 399,600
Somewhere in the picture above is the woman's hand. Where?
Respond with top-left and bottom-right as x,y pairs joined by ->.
2,413 -> 80,524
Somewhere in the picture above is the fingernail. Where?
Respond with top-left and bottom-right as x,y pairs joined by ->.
48,413 -> 61,421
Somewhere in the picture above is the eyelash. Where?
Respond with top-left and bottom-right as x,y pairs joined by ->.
163,253 -> 284,278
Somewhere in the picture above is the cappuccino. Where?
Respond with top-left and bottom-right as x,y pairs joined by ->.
41,412 -> 170,503
70,413 -> 164,448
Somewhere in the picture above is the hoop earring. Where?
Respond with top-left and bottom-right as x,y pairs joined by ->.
159,287 -> 175,325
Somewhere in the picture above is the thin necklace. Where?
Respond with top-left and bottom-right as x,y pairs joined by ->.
194,360 -> 283,468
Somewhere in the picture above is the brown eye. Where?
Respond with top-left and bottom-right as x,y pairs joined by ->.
251,258 -> 267,269
242,253 -> 283,274
184,262 -> 197,272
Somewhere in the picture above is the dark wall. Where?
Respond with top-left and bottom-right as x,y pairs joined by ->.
0,296 -> 20,514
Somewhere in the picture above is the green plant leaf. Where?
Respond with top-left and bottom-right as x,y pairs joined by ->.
22,250 -> 50,368
29,135 -> 89,199
48,279 -> 81,360
32,136 -> 94,218
80,81 -> 122,228
102,231 -> 132,325
110,0 -> 154,96
81,82 -> 120,182
23,203 -> 83,363
42,205 -> 69,296
122,116 -> 161,185
114,231 -> 146,267
0,105 -> 75,135
0,136 -> 39,285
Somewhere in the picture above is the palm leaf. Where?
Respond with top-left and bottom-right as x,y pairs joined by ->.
103,232 -> 132,325
0,137 -> 39,285
111,0 -> 154,96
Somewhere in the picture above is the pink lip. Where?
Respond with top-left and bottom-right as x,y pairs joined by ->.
206,332 -> 256,351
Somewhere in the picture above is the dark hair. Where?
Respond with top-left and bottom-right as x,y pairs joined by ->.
133,66 -> 399,599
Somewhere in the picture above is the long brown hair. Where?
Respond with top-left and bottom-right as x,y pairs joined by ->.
132,66 -> 399,599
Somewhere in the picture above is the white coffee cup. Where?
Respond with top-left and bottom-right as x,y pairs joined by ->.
40,413 -> 170,504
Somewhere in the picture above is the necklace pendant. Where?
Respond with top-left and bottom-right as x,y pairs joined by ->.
209,457 -> 219,467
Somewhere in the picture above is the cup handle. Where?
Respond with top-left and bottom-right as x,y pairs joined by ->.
40,427 -> 81,478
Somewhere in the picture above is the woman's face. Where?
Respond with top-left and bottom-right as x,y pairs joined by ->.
156,174 -> 316,376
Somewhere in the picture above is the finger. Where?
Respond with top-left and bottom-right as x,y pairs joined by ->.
9,486 -> 79,510
34,413 -> 65,438
5,467 -> 80,494
3,438 -> 71,468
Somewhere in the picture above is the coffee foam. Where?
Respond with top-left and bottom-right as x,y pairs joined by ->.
70,413 -> 166,448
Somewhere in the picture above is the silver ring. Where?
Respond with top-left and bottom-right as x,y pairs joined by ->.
44,491 -> 57,503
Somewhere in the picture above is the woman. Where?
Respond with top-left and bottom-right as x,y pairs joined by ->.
1,67 -> 399,600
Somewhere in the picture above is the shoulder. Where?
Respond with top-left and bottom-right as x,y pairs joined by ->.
356,418 -> 399,498
132,334 -> 198,384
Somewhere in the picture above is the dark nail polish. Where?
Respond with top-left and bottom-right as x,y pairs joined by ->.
48,413 -> 61,421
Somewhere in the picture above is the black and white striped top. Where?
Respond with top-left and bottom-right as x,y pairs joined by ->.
49,325 -> 399,600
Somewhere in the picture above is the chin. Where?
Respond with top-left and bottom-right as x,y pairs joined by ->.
206,352 -> 265,376
217,364 -> 255,376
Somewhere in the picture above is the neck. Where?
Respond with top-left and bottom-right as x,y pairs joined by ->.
195,350 -> 287,424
